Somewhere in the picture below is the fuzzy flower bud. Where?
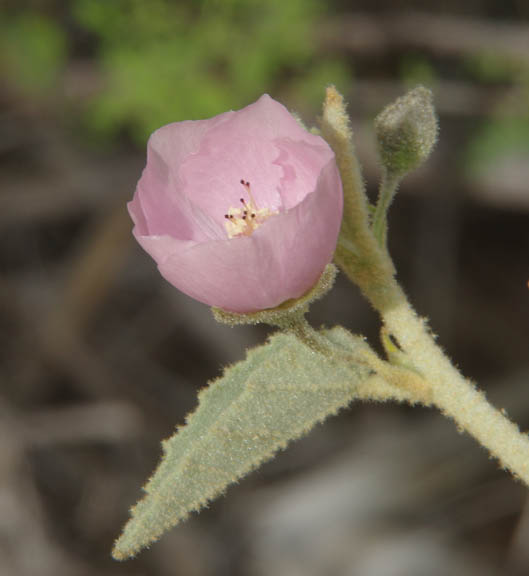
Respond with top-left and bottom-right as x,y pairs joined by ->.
374,86 -> 438,176
128,95 -> 343,313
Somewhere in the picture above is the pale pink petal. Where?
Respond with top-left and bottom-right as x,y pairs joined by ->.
178,135 -> 284,224
128,197 -> 196,264
129,94 -> 343,312
147,111 -> 234,172
136,111 -> 234,240
154,158 -> 342,312
273,137 -> 335,209
208,94 -> 322,146
128,193 -> 148,235
135,136 -> 224,242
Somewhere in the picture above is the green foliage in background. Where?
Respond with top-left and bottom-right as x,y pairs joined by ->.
0,0 -> 347,144
399,55 -> 436,89
464,53 -> 529,174
74,0 -> 348,143
466,116 -> 529,175
0,12 -> 66,97
465,52 -> 526,85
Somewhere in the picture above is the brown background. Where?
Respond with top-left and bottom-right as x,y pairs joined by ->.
1,1 -> 529,575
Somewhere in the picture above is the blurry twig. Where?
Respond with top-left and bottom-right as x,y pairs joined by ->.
4,206 -> 132,398
323,12 -> 529,63
0,158 -> 138,227
0,398 -> 145,576
18,401 -> 143,447
345,79 -> 526,118
0,401 -> 94,576
506,496 -> 529,574
55,205 -> 132,335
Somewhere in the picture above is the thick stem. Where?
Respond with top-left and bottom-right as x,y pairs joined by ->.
336,190 -> 529,483
320,84 -> 529,486
380,285 -> 529,485
350,244 -> 529,483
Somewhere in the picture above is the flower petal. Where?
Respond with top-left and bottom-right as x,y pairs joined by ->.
273,137 -> 335,209
136,111 -> 234,240
129,95 -> 343,312
210,94 -> 321,145
178,135 -> 283,224
154,158 -> 342,312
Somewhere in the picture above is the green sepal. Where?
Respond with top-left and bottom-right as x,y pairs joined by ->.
212,263 -> 337,327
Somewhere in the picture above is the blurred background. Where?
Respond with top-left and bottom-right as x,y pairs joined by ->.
1,1 -> 529,575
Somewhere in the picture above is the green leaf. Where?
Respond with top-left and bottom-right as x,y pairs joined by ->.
113,326 -> 372,560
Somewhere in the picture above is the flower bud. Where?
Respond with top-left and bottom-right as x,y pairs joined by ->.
374,86 -> 438,176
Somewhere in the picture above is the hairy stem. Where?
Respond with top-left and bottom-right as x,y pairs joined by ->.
275,313 -> 328,354
321,85 -> 529,486
343,243 -> 529,484
380,282 -> 529,485
371,170 -> 400,249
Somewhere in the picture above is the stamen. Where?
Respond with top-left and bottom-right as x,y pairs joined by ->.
223,178 -> 277,239
240,179 -> 258,208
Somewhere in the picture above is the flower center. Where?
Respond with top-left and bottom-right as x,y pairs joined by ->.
223,180 -> 277,239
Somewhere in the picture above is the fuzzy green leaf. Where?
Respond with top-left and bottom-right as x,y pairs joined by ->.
113,326 -> 371,560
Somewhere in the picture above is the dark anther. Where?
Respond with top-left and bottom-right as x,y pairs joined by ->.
251,213 -> 256,218
224,214 -> 229,219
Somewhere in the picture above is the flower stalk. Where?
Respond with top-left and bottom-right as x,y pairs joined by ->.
371,170 -> 400,249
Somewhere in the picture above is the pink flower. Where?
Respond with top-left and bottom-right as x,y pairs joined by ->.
128,95 -> 343,313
